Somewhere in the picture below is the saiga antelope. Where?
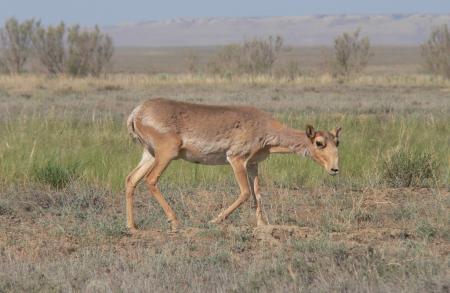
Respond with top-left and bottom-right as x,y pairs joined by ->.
126,98 -> 341,232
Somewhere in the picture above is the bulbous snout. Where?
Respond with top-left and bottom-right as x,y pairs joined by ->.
329,167 -> 339,176
326,156 -> 339,176
309,150 -> 340,176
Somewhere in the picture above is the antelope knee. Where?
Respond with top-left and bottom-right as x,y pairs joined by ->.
241,191 -> 251,201
126,176 -> 139,190
146,179 -> 158,191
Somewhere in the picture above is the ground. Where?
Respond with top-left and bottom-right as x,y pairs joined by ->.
1,184 -> 448,292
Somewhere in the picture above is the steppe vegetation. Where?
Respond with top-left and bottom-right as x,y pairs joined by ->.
421,24 -> 450,79
0,18 -> 113,76
0,18 -> 449,293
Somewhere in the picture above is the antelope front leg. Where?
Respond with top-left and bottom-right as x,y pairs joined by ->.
210,156 -> 251,224
248,163 -> 269,226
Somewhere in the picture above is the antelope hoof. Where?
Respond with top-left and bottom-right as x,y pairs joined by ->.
208,218 -> 222,225
169,220 -> 181,232
257,220 -> 268,227
257,215 -> 269,226
168,228 -> 179,234
127,225 -> 139,235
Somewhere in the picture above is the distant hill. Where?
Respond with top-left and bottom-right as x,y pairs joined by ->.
103,14 -> 450,47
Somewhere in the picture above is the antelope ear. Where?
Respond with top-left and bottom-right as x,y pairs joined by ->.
306,124 -> 316,139
331,127 -> 342,138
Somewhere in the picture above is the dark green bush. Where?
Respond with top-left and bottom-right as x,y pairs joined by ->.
32,160 -> 79,189
382,149 -> 438,188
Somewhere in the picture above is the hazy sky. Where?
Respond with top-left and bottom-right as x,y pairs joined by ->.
1,0 -> 449,25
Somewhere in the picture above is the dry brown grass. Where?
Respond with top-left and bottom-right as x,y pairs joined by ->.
0,183 -> 448,292
1,73 -> 449,94
1,73 -> 449,122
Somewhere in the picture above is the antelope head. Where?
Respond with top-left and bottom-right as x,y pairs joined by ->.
305,125 -> 342,176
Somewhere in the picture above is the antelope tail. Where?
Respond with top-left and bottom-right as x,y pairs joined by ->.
127,106 -> 145,145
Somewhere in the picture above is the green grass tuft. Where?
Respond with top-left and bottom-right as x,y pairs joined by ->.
382,149 -> 439,188
416,220 -> 438,240
32,159 -> 79,189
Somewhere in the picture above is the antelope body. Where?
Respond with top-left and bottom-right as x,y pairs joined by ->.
126,98 -> 341,232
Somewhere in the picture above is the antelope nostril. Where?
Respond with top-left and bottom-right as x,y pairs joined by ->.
331,168 -> 339,173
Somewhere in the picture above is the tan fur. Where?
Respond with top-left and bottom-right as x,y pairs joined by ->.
125,98 -> 341,232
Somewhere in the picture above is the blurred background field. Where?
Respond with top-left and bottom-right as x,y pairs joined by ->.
111,46 -> 422,74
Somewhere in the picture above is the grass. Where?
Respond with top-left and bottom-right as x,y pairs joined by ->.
0,71 -> 449,292
0,111 -> 448,190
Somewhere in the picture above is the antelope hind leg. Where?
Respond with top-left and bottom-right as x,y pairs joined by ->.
125,150 -> 155,232
210,156 -> 251,224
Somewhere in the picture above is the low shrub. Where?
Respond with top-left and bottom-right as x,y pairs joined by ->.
421,24 -> 450,79
382,149 -> 438,188
32,159 -> 79,189
207,35 -> 283,76
96,217 -> 127,237
328,29 -> 371,77
416,220 -> 437,240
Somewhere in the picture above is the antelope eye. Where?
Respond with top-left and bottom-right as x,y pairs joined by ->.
316,141 -> 325,148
